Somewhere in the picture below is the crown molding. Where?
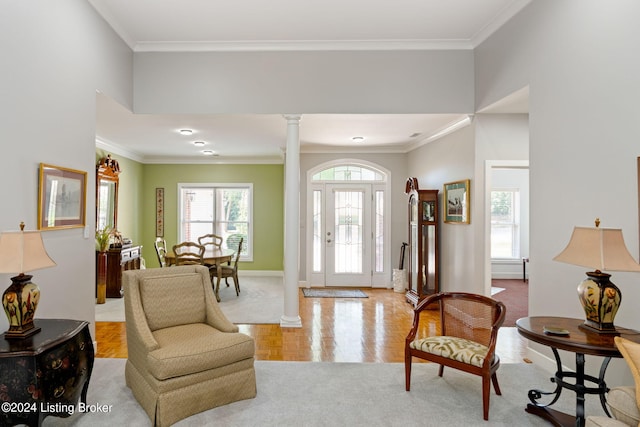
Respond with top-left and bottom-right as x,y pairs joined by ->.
96,138 -> 145,163
470,0 -> 532,47
142,156 -> 284,165
133,39 -> 474,53
300,145 -> 408,155
405,115 -> 474,152
96,138 -> 283,164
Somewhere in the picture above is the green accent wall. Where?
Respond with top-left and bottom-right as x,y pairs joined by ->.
95,151 -> 284,271
142,163 -> 284,270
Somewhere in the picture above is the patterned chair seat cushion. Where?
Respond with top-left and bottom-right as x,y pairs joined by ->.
409,336 -> 488,368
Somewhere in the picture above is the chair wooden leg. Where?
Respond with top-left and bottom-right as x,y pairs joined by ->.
491,372 -> 501,395
438,365 -> 444,377
482,376 -> 491,420
405,353 -> 412,391
234,273 -> 240,295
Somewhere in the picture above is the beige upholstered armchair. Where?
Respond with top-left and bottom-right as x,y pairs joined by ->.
587,337 -> 640,427
586,387 -> 639,426
123,265 -> 257,427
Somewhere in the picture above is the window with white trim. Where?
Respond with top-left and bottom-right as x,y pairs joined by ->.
490,189 -> 520,259
178,184 -> 252,259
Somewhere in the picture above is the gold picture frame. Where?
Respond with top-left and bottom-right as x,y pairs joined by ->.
443,179 -> 470,224
38,163 -> 87,230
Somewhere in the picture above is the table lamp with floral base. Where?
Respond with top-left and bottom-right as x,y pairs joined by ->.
0,222 -> 56,339
554,218 -> 640,334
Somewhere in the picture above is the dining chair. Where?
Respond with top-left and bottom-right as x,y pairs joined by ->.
154,237 -> 168,267
172,242 -> 205,266
198,234 -> 223,250
220,237 -> 243,296
198,234 -> 224,281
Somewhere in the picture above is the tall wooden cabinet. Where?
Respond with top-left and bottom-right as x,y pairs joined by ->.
405,178 -> 440,307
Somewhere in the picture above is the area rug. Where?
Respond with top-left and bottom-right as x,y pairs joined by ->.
43,359 -> 606,426
302,288 -> 368,298
95,275 -> 284,324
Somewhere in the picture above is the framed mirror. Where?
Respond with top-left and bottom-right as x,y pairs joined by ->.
96,155 -> 120,232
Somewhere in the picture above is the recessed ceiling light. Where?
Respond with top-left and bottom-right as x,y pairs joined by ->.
202,150 -> 216,155
193,141 -> 205,147
179,129 -> 193,136
352,136 -> 365,142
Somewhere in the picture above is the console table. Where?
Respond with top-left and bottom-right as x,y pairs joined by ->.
105,245 -> 142,298
516,316 -> 640,427
0,319 -> 94,426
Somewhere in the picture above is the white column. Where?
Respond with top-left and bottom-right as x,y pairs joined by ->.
280,114 -> 302,328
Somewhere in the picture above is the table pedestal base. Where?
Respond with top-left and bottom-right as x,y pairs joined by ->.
526,403 -> 576,427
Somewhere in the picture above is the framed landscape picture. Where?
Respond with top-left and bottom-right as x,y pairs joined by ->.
443,179 -> 470,224
38,163 -> 87,230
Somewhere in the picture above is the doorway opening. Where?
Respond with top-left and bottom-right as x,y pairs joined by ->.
485,161 -> 529,326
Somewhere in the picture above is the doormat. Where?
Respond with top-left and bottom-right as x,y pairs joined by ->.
302,288 -> 368,298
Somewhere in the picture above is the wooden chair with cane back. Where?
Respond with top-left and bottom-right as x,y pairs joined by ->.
405,292 -> 506,421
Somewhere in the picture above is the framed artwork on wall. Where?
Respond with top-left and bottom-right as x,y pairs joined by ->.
443,179 -> 470,224
156,187 -> 164,237
38,163 -> 87,230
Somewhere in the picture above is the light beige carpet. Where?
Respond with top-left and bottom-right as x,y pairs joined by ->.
95,274 -> 284,324
43,359 -> 607,426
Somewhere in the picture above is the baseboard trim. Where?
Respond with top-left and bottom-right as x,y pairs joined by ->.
238,270 -> 283,277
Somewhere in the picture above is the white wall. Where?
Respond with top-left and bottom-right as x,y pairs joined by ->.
476,0 -> 640,385
133,51 -> 474,114
407,124 -> 477,293
1,1 -> 133,336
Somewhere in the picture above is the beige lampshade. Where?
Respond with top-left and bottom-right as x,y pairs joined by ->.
0,227 -> 56,275
553,226 -> 640,272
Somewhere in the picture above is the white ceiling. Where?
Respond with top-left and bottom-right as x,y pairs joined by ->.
90,0 -> 530,163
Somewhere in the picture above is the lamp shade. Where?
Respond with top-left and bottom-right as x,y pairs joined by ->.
553,226 -> 640,272
0,227 -> 56,275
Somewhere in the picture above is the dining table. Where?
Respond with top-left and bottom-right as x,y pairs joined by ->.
165,247 -> 235,301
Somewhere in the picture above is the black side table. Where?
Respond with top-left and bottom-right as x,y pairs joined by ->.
0,319 -> 95,427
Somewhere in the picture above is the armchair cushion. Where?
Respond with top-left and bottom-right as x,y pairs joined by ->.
148,323 -> 255,380
140,273 -> 206,331
409,336 -> 488,368
587,386 -> 639,426
607,386 -> 640,426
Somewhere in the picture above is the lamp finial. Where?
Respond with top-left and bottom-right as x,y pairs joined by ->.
595,218 -> 600,228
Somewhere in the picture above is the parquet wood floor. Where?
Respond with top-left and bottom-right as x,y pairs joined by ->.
95,288 -> 528,363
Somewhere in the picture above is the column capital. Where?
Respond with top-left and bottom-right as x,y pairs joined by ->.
282,114 -> 302,124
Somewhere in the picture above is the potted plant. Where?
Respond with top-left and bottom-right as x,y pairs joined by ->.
95,227 -> 111,304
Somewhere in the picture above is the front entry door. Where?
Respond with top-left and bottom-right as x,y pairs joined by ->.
325,184 -> 372,286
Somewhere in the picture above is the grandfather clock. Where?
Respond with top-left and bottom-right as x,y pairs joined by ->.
405,178 -> 440,307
